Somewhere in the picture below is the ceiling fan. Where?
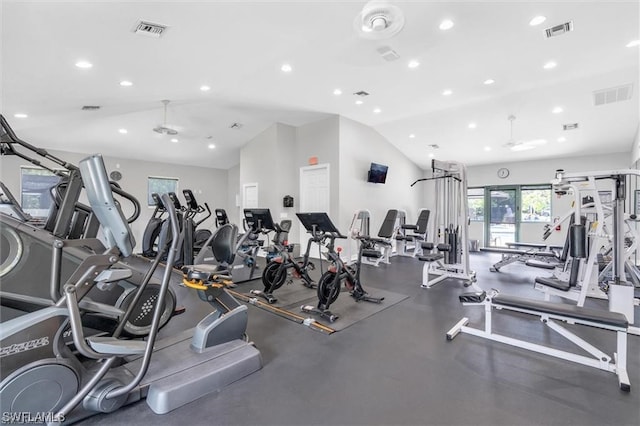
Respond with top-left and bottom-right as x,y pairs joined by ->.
153,100 -> 178,136
503,114 -> 547,152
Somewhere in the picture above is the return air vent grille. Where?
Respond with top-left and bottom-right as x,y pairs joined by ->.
593,84 -> 633,106
545,21 -> 573,38
563,123 -> 579,131
132,20 -> 168,38
81,106 -> 101,110
376,46 -> 400,62
353,91 -> 370,97
427,144 -> 440,149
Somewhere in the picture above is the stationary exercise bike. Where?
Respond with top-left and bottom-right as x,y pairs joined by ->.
300,213 -> 384,322
255,216 -> 319,304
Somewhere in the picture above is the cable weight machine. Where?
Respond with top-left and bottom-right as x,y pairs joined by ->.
411,159 -> 479,290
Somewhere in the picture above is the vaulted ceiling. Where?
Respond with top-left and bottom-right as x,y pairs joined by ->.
2,0 -> 638,169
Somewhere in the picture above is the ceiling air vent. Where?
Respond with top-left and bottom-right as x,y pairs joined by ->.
132,20 -> 168,38
427,144 -> 439,149
229,123 -> 243,129
545,21 -> 573,38
81,105 -> 100,110
563,123 -> 579,131
376,46 -> 400,62
593,84 -> 633,106
353,91 -> 370,97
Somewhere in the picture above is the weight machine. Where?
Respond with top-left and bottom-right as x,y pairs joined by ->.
411,160 -> 479,290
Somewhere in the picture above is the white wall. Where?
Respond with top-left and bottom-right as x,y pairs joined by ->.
0,149 -> 228,249
631,124 -> 640,165
466,152 -> 629,246
338,116 -> 425,236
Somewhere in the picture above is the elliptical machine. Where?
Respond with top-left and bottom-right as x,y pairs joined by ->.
180,189 -> 212,266
0,154 -> 261,422
141,193 -> 166,257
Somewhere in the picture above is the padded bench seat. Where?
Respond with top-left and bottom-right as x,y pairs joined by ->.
535,276 -> 570,291
419,253 -> 444,262
492,294 -> 628,328
525,260 -> 558,269
480,247 -> 526,255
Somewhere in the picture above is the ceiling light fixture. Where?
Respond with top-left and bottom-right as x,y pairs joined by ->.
75,60 -> 93,69
557,137 -> 567,142
409,134 -> 415,139
119,80 -> 133,87
428,153 -> 435,158
552,106 -> 564,114
354,1 -> 406,40
281,63 -> 292,73
511,144 -> 536,152
170,138 -> 179,143
373,108 -> 381,114
543,61 -> 557,69
483,79 -> 495,85
118,128 -> 128,134
484,146 -> 491,152
355,100 -> 363,105
468,122 -> 477,129
200,85 -> 211,91
333,89 -> 343,95
442,89 -> 452,96
208,144 -> 216,149
13,113 -> 28,118
408,60 -> 420,69
626,40 -> 640,48
529,16 -> 546,26
439,19 -> 454,30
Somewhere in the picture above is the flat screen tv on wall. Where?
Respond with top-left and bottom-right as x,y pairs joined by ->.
367,162 -> 388,184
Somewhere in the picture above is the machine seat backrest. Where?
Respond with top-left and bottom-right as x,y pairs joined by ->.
210,223 -> 238,265
78,154 -> 135,257
415,210 -> 430,234
378,209 -> 398,238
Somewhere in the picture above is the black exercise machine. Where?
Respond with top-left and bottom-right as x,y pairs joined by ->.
300,212 -> 383,322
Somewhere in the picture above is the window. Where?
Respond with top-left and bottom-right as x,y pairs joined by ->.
20,167 -> 62,218
147,176 -> 178,206
520,185 -> 551,222
467,187 -> 484,221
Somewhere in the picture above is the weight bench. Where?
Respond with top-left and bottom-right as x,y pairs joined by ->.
396,209 -> 430,257
480,246 -> 560,272
447,290 -> 630,391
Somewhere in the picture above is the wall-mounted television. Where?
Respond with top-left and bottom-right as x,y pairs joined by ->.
367,162 -> 388,184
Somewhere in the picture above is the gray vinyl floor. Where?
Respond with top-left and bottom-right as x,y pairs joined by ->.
83,252 -> 640,426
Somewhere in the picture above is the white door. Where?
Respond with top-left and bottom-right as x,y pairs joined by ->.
242,183 -> 258,225
299,164 -> 330,259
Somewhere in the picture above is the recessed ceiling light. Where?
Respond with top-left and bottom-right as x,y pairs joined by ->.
552,106 -> 564,114
543,61 -> 557,69
442,89 -> 452,96
200,85 -> 211,91
170,138 -> 179,143
355,100 -> 363,105
483,79 -> 495,85
408,60 -> 420,69
529,16 -> 546,26
119,80 -> 133,87
75,60 -> 93,69
13,113 -> 28,118
409,134 -> 416,139
468,122 -> 477,129
333,89 -> 342,95
484,146 -> 491,151
557,137 -> 566,142
439,19 -> 454,30
118,128 -> 128,134
373,108 -> 381,114
625,40 -> 640,48
428,153 -> 435,158
208,144 -> 216,149
281,63 -> 292,73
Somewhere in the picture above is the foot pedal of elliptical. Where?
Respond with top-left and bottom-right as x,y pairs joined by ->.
173,306 -> 186,316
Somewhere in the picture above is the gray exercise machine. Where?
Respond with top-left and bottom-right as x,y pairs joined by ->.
0,154 -> 261,423
395,209 -> 430,257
